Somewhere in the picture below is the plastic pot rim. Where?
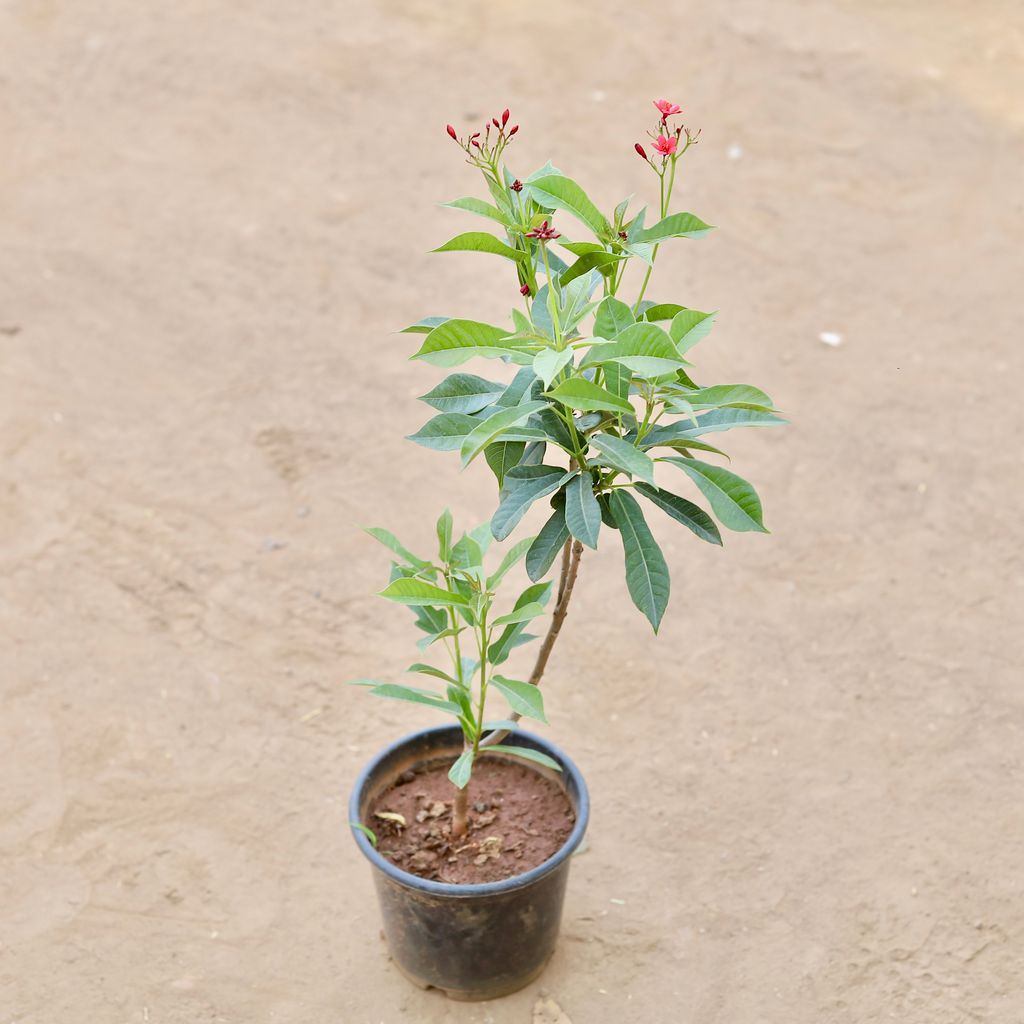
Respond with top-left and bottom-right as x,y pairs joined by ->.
349,724 -> 590,899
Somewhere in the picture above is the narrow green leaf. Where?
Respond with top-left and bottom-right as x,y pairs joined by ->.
642,408 -> 786,444
432,231 -> 527,262
669,310 -> 717,354
449,749 -> 474,789
492,466 -> 575,541
533,348 -> 574,388
547,378 -> 633,414
401,316 -> 450,335
640,436 -> 730,459
441,196 -> 510,226
407,412 -> 479,451
560,250 -> 625,285
594,296 -> 635,339
683,383 -> 775,409
590,434 -> 656,484
460,401 -> 547,466
608,490 -> 671,632
487,627 -> 537,666
641,303 -> 687,323
662,458 -> 768,533
495,366 -> 539,408
559,240 -> 604,257
484,440 -> 526,487
407,662 -> 459,683
378,578 -> 469,607
525,174 -> 612,238
564,472 -> 601,549
491,602 -> 546,626
603,362 -> 632,404
525,506 -> 570,581
634,483 -> 723,545
349,822 -> 378,847
486,536 -> 535,590
486,744 -> 562,772
362,527 -> 432,570
412,319 -> 528,367
368,683 -> 462,715
436,509 -> 453,560
490,676 -> 547,723
636,212 -> 714,243
419,373 -> 506,414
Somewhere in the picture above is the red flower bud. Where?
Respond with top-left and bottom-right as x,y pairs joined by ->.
446,124 -> 457,140
502,108 -> 510,126
508,125 -> 519,136
470,139 -> 480,148
511,179 -> 523,192
520,284 -> 530,296
634,143 -> 647,159
492,117 -> 501,129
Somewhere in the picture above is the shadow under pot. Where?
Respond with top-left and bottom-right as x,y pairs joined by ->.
349,724 -> 590,1001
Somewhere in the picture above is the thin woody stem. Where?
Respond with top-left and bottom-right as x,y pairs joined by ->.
478,539 -> 584,749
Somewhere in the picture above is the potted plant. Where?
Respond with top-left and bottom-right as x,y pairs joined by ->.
349,100 -> 783,1000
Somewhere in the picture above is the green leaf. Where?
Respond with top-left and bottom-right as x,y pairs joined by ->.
564,472 -> 601,549
641,303 -> 687,323
419,373 -> 506,414
636,212 -> 714,243
432,231 -> 527,262
407,662 -> 459,683
407,412 -> 480,451
602,362 -> 632,404
460,401 -> 548,467
560,250 -> 625,285
487,535 -> 535,589
412,604 -> 448,637
531,407 -> 575,453
494,365 -> 539,408
634,483 -> 723,545
349,822 -> 378,847
449,749 -> 474,789
581,322 -> 687,377
484,440 -> 525,487
486,745 -> 562,772
683,383 -> 775,410
662,458 -> 768,533
525,506 -> 570,581
487,627 -> 537,666
669,310 -> 717,354
559,240 -> 604,257
401,316 -> 450,335
643,408 -> 786,444
378,578 -> 469,607
491,676 -> 547,723
525,174 -> 612,238
441,196 -> 510,226
368,683 -> 463,715
491,602 -> 546,626
608,490 -> 671,632
639,435 -> 730,459
362,527 -> 432,570
546,378 -> 633,414
492,466 -> 575,541
594,296 -> 635,339
412,319 -> 528,367
533,348 -> 574,388
436,509 -> 453,560
589,434 -> 656,484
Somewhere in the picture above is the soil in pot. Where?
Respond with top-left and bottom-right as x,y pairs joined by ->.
368,756 -> 575,885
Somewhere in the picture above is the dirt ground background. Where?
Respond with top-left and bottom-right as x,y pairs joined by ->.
2,1 -> 1022,1021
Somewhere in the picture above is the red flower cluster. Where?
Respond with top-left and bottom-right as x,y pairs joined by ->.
654,99 -> 682,122
634,99 -> 695,163
444,109 -> 519,155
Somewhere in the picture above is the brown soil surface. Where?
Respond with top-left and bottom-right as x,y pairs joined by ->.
368,757 -> 575,884
2,2 -> 1022,1022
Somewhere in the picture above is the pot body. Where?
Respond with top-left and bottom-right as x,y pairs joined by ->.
349,725 -> 589,1001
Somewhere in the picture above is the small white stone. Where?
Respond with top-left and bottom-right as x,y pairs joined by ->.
819,331 -> 843,347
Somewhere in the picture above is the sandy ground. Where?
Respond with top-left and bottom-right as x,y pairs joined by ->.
2,1 -> 1023,1021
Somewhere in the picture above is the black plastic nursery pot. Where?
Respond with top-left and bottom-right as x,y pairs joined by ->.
349,724 -> 590,1001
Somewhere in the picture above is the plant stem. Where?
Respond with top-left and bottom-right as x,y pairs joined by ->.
452,780 -> 469,838
478,539 -> 584,749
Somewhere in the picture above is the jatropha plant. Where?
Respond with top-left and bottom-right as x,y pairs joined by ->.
361,100 -> 783,833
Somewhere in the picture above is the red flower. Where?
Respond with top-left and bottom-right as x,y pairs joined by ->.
446,124 -> 457,140
520,284 -> 530,296
652,134 -> 677,156
511,179 -> 523,192
634,143 -> 647,159
502,108 -> 510,127
654,99 -> 682,119
526,220 -> 560,241
508,125 -> 519,136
